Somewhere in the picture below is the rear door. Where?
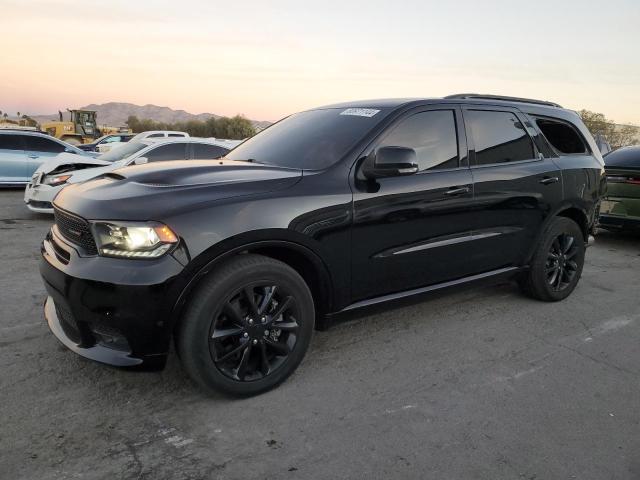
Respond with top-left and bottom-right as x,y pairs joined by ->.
463,106 -> 563,270
23,135 -> 67,177
351,105 -> 477,301
0,134 -> 28,183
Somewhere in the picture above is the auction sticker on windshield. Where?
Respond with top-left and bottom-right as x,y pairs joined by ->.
339,108 -> 380,117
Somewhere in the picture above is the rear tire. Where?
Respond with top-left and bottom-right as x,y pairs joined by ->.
520,217 -> 585,302
177,254 -> 314,396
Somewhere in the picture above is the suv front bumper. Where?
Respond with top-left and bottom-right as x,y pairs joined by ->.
40,227 -> 187,370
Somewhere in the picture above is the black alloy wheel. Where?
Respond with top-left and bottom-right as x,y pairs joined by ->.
545,233 -> 580,292
209,284 -> 299,381
520,216 -> 585,302
178,254 -> 314,396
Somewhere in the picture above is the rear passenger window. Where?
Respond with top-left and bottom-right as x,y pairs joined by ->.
534,117 -> 587,155
379,110 -> 459,171
466,110 -> 534,165
145,143 -> 187,162
0,134 -> 24,151
23,136 -> 66,153
192,144 -> 229,159
168,133 -> 185,137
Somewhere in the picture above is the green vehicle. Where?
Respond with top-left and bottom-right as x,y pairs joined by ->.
599,145 -> 640,231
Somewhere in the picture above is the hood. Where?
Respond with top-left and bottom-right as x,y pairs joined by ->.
36,152 -> 111,175
53,159 -> 303,220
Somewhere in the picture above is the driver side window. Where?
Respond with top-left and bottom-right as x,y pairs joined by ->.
378,110 -> 459,171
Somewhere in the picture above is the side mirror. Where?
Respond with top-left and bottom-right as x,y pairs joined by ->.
65,148 -> 77,154
362,146 -> 419,179
134,156 -> 148,165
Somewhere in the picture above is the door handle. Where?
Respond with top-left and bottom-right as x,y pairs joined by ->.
28,154 -> 39,159
539,176 -> 559,185
444,186 -> 470,196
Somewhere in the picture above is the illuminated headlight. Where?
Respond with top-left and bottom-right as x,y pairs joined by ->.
42,174 -> 71,186
92,221 -> 178,259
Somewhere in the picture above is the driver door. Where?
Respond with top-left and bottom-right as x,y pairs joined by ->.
350,106 -> 477,302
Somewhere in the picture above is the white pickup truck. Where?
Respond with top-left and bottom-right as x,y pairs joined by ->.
97,130 -> 189,153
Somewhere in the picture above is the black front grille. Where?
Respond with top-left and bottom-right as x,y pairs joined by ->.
54,207 -> 98,255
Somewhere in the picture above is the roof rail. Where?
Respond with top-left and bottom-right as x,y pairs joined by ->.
444,93 -> 562,108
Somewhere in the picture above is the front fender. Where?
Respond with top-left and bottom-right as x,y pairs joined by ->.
169,232 -> 336,330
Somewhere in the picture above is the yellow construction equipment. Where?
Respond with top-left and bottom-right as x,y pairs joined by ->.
41,109 -> 131,145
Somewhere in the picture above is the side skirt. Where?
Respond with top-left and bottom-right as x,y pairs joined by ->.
334,266 -> 524,315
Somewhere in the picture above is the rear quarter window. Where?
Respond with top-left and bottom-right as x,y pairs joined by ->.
534,117 -> 588,155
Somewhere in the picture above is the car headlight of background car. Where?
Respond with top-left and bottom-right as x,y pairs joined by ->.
42,174 -> 72,186
92,221 -> 178,258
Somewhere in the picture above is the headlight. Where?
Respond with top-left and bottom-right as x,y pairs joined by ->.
43,174 -> 71,186
92,221 -> 178,258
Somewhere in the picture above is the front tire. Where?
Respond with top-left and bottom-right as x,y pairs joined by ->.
520,217 -> 585,302
177,254 -> 315,396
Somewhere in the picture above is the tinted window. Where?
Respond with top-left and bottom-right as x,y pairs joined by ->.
23,135 -> 65,153
192,143 -> 229,159
147,133 -> 165,138
145,143 -> 187,162
0,134 -> 24,151
226,108 -> 388,169
535,117 -> 587,154
168,133 -> 186,137
378,110 -> 458,171
467,110 -> 534,165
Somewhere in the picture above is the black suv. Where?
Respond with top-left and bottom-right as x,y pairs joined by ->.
40,94 -> 605,396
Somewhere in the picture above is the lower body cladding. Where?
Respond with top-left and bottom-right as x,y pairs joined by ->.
40,228 -> 186,370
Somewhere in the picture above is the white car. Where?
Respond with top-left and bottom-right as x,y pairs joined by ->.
24,137 -> 238,213
97,130 -> 190,153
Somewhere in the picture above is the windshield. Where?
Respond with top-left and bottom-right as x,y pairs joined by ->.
225,108 -> 388,169
98,140 -> 148,162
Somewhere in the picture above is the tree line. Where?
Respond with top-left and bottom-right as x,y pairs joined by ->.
125,114 -> 256,140
579,110 -> 638,150
0,110 -> 38,127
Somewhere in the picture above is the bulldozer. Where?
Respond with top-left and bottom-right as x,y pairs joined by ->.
41,109 -> 131,145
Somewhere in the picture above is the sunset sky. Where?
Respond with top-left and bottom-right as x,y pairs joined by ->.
1,0 -> 639,124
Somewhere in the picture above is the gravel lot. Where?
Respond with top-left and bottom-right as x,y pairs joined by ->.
1,188 -> 639,480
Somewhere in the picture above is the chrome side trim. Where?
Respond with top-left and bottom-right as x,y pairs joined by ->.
374,226 -> 522,258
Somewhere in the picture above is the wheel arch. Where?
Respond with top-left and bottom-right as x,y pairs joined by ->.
555,206 -> 589,240
170,235 -> 334,333
524,203 -> 589,264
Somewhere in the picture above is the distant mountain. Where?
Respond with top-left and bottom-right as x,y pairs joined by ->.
31,102 -> 271,129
